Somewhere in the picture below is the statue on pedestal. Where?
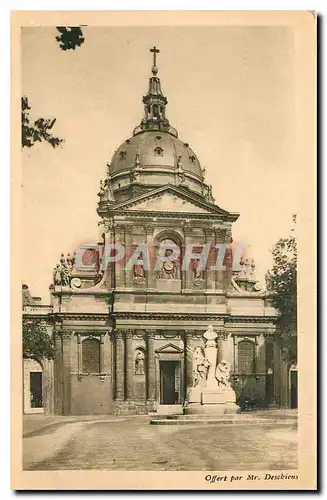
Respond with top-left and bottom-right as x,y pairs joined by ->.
53,265 -> 62,285
203,325 -> 218,390
193,347 -> 210,389
215,360 -> 232,390
185,325 -> 239,415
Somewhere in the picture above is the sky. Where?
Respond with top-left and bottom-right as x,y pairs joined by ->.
21,25 -> 299,301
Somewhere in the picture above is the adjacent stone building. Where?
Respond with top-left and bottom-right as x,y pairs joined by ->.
22,49 -> 297,415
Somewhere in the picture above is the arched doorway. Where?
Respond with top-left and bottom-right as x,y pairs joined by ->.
23,358 -> 44,414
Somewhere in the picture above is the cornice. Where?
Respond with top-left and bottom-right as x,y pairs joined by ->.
226,315 -> 278,324
106,210 -> 233,221
112,312 -> 230,321
53,313 -> 109,321
23,310 -> 276,325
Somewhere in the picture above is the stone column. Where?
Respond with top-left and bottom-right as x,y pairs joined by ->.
213,227 -> 227,291
100,333 -> 105,374
62,330 -> 72,415
124,226 -> 134,288
204,227 -> 215,290
182,223 -> 193,290
232,335 -> 238,373
224,227 -> 233,292
103,219 -> 114,289
256,334 -> 267,376
42,358 -> 54,415
254,335 -> 260,374
114,224 -> 125,289
217,330 -> 231,365
146,330 -> 156,402
125,330 -> 134,401
273,339 -> 281,407
102,331 -> 112,375
77,333 -> 82,376
265,335 -> 275,406
145,225 -> 155,289
54,331 -> 63,414
115,330 -> 125,401
185,331 -> 195,399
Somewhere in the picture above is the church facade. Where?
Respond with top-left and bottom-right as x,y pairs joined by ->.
23,49 -> 296,416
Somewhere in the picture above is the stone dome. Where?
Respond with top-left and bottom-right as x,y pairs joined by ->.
100,48 -> 214,205
109,130 -> 205,197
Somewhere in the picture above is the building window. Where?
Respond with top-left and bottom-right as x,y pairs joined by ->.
238,340 -> 255,374
154,146 -> 163,156
119,150 -> 127,160
82,337 -> 100,373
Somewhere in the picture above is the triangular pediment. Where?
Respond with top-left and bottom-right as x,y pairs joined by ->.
155,343 -> 184,354
112,185 -> 235,217
126,191 -> 210,213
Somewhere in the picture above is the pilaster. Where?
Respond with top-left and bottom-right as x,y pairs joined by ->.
114,224 -> 125,288
62,330 -> 72,415
185,331 -> 195,398
125,330 -> 134,400
124,225 -> 134,288
204,227 -> 214,290
115,330 -> 125,401
54,331 -> 63,414
183,223 -> 193,290
146,225 -> 155,289
146,330 -> 156,402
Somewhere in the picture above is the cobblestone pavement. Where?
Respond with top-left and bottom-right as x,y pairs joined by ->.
24,416 -> 297,471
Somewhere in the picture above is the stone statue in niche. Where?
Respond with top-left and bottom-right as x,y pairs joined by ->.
193,347 -> 210,389
192,257 -> 204,280
133,255 -> 145,279
135,350 -> 145,374
156,247 -> 180,279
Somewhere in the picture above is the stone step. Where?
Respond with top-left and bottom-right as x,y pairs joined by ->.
150,411 -> 298,421
165,413 -> 254,420
254,411 -> 298,420
149,418 -> 298,426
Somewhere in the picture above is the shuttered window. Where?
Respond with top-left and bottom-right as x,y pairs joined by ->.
238,340 -> 255,374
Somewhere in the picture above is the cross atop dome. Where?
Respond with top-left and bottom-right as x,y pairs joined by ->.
132,47 -> 178,137
150,46 -> 160,75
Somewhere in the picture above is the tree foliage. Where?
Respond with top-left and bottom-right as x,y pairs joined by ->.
22,96 -> 63,149
23,319 -> 54,361
266,215 -> 297,358
56,27 -> 85,51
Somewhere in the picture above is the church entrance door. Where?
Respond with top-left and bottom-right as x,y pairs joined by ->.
160,361 -> 180,405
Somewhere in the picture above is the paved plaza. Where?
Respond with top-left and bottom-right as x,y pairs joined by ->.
23,412 -> 297,471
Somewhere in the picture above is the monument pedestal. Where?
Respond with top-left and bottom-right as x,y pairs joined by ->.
202,390 -> 226,404
184,325 -> 240,416
185,389 -> 239,415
